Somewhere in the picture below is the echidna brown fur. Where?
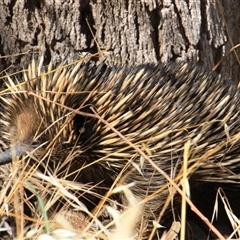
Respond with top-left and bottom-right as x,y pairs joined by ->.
1,57 -> 240,239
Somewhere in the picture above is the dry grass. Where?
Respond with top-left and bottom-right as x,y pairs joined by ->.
0,129 -> 239,240
0,158 -> 143,240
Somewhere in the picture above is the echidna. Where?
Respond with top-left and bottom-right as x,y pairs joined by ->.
0,57 -> 240,239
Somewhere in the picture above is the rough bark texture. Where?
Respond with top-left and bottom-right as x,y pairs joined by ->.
0,0 -> 240,82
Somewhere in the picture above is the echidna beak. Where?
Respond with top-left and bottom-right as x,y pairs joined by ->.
0,144 -> 30,165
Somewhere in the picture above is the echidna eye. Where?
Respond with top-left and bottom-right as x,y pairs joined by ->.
31,140 -> 41,148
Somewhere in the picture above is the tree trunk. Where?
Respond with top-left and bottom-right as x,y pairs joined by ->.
0,0 -> 240,82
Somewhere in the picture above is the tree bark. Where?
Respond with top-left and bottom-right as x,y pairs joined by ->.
0,0 -> 240,82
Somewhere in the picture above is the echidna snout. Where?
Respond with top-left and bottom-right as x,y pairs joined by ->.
0,98 -> 56,163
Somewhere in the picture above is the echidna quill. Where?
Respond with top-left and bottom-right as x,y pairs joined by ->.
0,57 -> 240,239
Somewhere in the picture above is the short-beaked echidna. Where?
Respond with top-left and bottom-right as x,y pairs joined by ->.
0,58 -> 240,238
